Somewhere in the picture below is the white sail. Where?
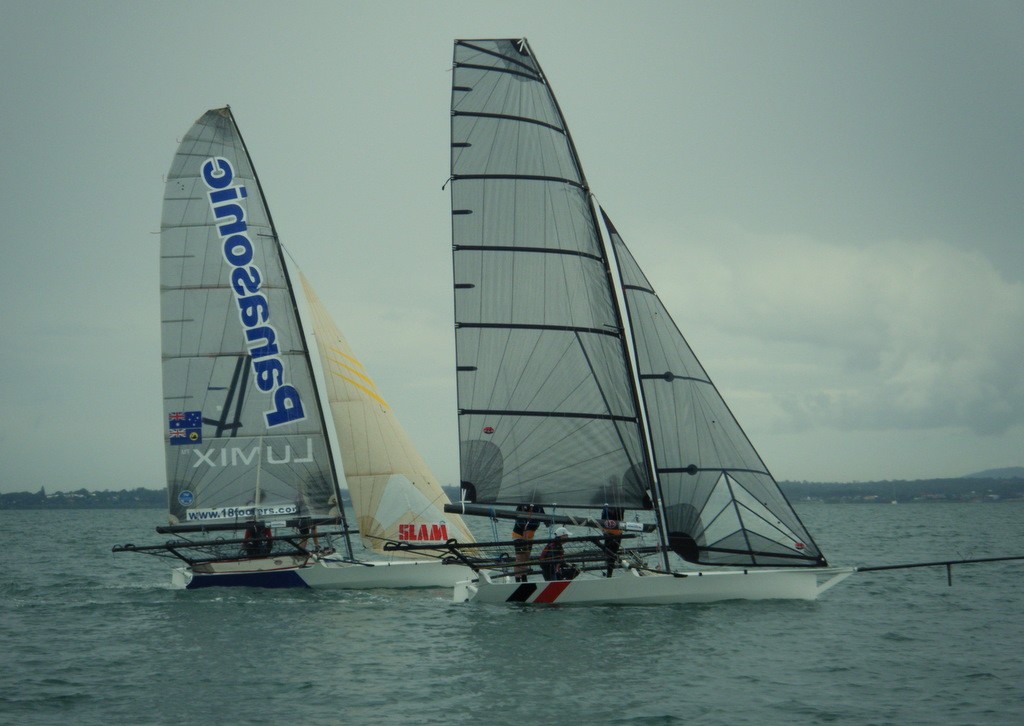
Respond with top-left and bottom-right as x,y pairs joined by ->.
117,106 -> 476,589
159,107 -> 347,536
299,274 -> 475,555
433,39 -> 845,605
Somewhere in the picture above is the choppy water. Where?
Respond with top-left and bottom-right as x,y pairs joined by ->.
2,503 -> 1022,725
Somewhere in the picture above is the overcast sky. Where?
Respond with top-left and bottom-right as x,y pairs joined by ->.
1,1 -> 1021,494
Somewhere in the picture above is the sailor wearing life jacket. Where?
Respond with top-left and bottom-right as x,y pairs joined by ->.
601,504 -> 624,577
511,503 -> 546,582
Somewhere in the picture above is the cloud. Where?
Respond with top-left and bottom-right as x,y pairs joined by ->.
652,226 -> 1024,437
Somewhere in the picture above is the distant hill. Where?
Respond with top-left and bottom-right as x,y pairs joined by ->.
964,467 -> 1024,479
780,476 -> 1024,503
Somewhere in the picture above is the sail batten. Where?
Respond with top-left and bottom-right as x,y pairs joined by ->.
452,174 -> 583,186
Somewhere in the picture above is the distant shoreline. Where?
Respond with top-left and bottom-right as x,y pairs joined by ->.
2,477 -> 1022,510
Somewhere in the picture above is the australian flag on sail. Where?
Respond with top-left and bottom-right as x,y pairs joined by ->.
168,411 -> 202,446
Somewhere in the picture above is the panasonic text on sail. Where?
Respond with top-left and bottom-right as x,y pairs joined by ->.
202,157 -> 305,428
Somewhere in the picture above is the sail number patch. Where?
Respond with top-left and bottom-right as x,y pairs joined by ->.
202,157 -> 305,428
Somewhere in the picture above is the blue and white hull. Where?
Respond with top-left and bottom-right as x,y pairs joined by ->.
173,554 -> 475,590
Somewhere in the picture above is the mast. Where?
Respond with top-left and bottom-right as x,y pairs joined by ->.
594,208 -> 674,569
225,108 -> 354,559
516,39 -> 671,564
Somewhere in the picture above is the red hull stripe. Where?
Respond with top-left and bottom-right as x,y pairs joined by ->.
533,581 -> 571,603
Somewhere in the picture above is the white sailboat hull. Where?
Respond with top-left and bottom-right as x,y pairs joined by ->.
454,566 -> 855,606
171,555 -> 475,590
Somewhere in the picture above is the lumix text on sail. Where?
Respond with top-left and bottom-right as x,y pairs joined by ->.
201,157 -> 305,428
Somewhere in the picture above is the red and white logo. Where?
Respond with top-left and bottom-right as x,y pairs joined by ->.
397,523 -> 450,541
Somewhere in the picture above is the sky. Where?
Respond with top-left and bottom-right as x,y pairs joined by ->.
1,1 -> 1021,494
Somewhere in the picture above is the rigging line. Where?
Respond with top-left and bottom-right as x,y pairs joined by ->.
732,499 -> 806,547
497,418 -> 624,486
722,474 -> 759,564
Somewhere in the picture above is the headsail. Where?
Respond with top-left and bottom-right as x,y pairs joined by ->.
298,274 -> 475,554
450,39 -> 650,509
159,107 -> 347,542
603,211 -> 825,567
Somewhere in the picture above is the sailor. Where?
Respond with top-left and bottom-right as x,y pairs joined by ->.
243,521 -> 272,557
298,521 -> 319,552
511,503 -> 546,582
539,527 -> 579,581
600,504 -> 624,577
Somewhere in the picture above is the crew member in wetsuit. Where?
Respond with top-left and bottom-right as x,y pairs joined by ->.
243,521 -> 273,557
601,504 -> 624,577
511,503 -> 546,582
539,527 -> 579,581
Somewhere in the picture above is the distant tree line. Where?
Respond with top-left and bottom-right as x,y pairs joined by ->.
0,487 -> 165,510
780,477 -> 1024,503
3,477 -> 1022,510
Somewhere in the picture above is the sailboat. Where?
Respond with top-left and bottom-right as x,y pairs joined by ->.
113,107 -> 474,589
404,38 -> 859,605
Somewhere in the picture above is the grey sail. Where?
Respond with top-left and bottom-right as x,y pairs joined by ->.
603,211 -> 825,567
450,39 -> 650,509
160,107 -> 346,536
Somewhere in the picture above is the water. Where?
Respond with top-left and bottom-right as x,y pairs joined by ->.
2,503 -> 1022,725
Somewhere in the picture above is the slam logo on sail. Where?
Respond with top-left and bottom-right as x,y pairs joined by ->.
201,156 -> 304,428
397,523 -> 449,542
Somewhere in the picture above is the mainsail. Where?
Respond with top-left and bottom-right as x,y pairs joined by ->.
160,107 -> 347,544
450,39 -> 650,510
449,39 -> 825,569
299,274 -> 475,554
